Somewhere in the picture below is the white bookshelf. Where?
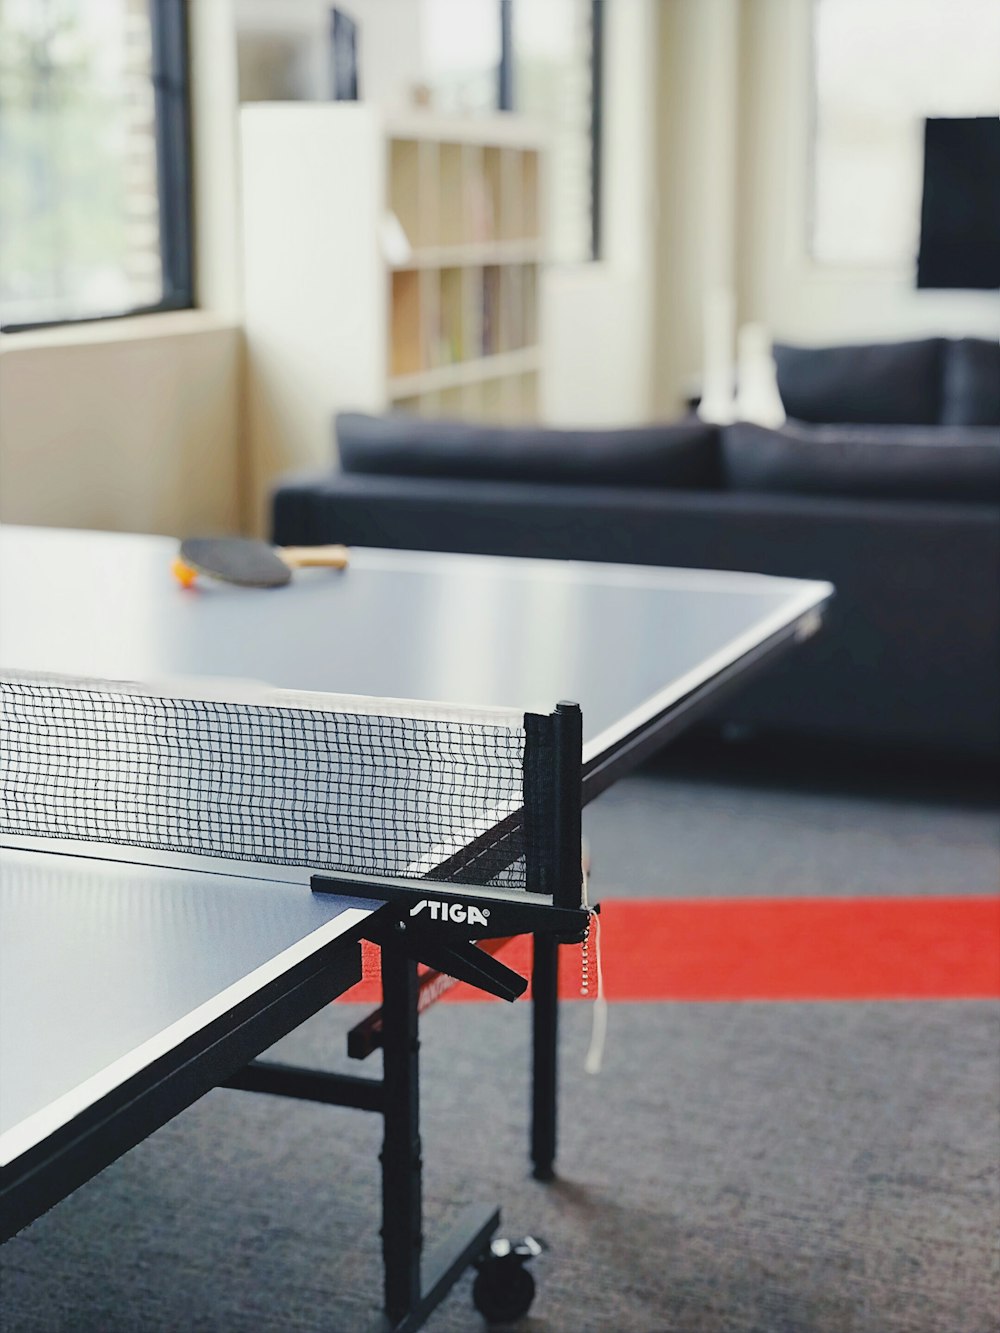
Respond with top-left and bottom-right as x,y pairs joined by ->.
240,104 -> 547,519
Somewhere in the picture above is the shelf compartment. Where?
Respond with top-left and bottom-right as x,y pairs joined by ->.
498,265 -> 521,354
511,370 -> 540,423
477,377 -> 513,423
480,265 -> 501,357
435,267 -> 466,365
522,264 -> 539,348
389,139 -> 425,250
390,269 -> 423,377
438,143 -> 467,246
519,151 -> 541,240
480,147 -> 503,241
388,345 -> 542,398
495,264 -> 537,355
435,385 -> 467,418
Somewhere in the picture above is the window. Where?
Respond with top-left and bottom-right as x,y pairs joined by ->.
0,0 -> 192,331
422,0 -> 503,114
810,0 -> 1000,268
421,0 -> 603,263
510,0 -> 602,263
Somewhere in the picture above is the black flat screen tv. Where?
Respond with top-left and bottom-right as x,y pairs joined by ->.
917,117 -> 1000,290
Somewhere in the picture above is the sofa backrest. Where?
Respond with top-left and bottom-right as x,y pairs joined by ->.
336,412 -> 723,490
722,421 -> 1000,503
941,338 -> 1000,426
773,338 -> 945,425
773,336 -> 1000,427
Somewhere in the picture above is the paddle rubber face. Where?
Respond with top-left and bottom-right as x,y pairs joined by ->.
178,537 -> 291,588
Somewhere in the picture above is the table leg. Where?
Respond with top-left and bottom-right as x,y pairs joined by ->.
380,937 -> 423,1323
531,933 -> 558,1181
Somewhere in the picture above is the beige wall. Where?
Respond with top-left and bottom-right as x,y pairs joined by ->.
654,0 -> 1000,416
0,314 -> 242,536
0,0 -> 245,540
541,0 -> 658,426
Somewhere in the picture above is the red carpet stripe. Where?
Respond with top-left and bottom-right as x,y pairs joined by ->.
338,897 -> 1000,1005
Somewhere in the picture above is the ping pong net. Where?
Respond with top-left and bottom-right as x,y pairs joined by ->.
0,672 -> 588,973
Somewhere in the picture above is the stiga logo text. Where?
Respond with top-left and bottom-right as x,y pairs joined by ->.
410,900 -> 491,926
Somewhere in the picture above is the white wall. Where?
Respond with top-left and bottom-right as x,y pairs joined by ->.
737,0 -> 1000,344
653,0 -> 741,416
653,0 -> 1000,416
541,0 -> 657,426
0,314 -> 241,536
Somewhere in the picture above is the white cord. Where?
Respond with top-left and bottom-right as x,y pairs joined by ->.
579,848 -> 607,1074
583,909 -> 607,1075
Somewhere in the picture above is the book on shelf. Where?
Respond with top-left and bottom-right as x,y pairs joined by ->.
481,267 -> 500,357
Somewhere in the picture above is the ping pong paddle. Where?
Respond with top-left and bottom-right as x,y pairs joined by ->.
173,537 -> 350,589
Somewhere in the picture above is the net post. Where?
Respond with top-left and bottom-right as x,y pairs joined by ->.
551,701 -> 583,911
530,701 -> 582,1180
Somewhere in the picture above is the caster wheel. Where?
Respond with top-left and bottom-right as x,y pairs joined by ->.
472,1256 -> 535,1324
473,1237 -> 544,1325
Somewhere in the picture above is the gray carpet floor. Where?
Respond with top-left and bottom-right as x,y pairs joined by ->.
2,742 -> 998,1333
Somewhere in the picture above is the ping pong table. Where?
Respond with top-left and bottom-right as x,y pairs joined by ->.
0,525 -> 831,1330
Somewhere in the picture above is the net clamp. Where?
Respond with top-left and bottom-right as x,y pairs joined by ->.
311,872 -> 594,1001
311,872 -> 591,943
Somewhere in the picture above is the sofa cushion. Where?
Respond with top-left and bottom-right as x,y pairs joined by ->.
335,412 -> 723,489
941,338 -> 1000,426
773,339 -> 944,425
722,420 -> 1000,502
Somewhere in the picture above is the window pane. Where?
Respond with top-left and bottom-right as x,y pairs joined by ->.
0,0 -> 166,325
812,0 -> 1000,267
422,0 -> 501,113
417,0 -> 600,263
514,0 -> 596,263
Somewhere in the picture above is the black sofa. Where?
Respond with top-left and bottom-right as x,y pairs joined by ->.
273,338 -> 1000,758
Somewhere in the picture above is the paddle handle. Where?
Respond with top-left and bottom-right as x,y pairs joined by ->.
278,544 -> 350,571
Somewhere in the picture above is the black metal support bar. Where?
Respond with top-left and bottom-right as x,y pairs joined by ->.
409,938 -> 527,1002
370,1203 -> 501,1333
531,933 -> 559,1181
552,702 -> 584,910
224,1060 -> 384,1112
226,965 -> 504,1331
380,937 -> 423,1324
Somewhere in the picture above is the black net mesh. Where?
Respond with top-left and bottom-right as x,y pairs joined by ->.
0,674 -> 553,890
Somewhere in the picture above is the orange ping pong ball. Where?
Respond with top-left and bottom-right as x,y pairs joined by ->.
172,557 -> 198,589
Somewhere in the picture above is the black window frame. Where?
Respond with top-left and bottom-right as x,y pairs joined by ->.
1,0 -> 195,334
499,0 -> 604,262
